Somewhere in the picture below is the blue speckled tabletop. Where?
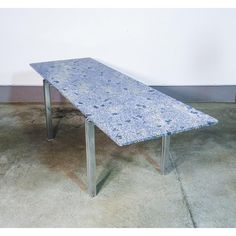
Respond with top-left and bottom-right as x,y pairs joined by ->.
30,58 -> 218,146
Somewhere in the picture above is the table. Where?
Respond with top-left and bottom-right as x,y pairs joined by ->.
30,58 -> 218,197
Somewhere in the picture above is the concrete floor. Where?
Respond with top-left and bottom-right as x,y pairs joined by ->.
0,103 -> 235,227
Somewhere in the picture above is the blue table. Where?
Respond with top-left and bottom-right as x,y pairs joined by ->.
30,58 -> 218,197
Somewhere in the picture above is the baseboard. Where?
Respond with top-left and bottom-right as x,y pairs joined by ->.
0,85 -> 235,103
0,86 -> 66,103
152,85 -> 236,102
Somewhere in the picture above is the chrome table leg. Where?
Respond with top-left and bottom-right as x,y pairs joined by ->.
161,135 -> 170,175
43,80 -> 53,140
85,119 -> 96,197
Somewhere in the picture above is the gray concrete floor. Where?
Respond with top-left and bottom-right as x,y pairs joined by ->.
0,103 -> 235,227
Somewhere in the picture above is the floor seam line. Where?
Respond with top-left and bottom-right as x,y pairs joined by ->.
169,152 -> 197,228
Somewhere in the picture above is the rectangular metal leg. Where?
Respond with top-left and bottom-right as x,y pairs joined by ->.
43,80 -> 53,140
161,135 -> 170,175
85,119 -> 96,197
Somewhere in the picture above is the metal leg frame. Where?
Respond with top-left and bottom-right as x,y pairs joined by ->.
43,79 -> 169,196
43,80 -> 53,140
85,119 -> 96,197
161,135 -> 171,175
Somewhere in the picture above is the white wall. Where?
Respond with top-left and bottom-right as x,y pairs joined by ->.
1,8 -> 236,86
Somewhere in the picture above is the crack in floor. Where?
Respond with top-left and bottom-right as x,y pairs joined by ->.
169,152 -> 197,228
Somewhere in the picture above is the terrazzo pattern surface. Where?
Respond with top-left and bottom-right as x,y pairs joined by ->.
30,58 -> 218,146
